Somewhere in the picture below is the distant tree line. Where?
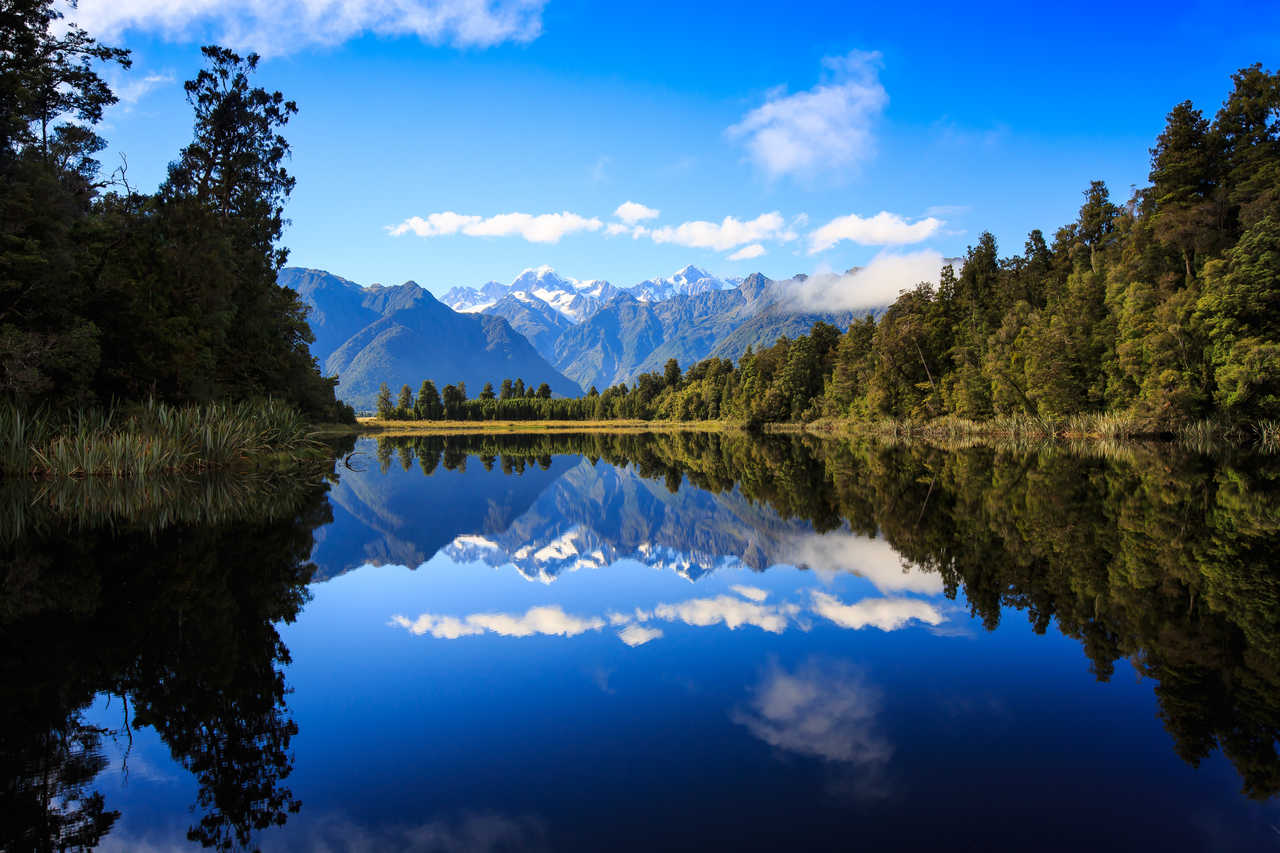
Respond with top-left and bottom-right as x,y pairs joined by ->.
381,65 -> 1280,430
374,377 -> 580,420
0,1 -> 352,423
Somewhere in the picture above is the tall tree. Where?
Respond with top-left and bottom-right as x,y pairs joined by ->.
1196,216 -> 1280,418
375,383 -> 392,419
1150,101 -> 1220,281
415,380 -> 440,419
0,0 -> 128,406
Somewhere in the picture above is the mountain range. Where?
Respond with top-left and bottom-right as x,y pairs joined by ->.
281,268 -> 579,409
284,262 -> 883,404
310,441 -> 942,599
439,264 -> 861,390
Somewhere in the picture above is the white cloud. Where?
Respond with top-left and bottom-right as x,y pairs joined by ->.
389,211 -> 603,243
618,624 -> 663,646
391,605 -> 606,639
112,72 -> 174,107
65,0 -> 547,55
388,211 -> 481,237
604,222 -> 650,239
780,533 -> 943,594
650,212 -> 789,252
810,591 -> 943,632
787,249 -> 945,313
808,211 -> 942,254
727,49 -> 887,179
728,244 -> 766,261
465,212 -> 603,242
653,594 -> 798,633
614,201 -> 660,224
733,659 -> 893,774
730,584 -> 769,602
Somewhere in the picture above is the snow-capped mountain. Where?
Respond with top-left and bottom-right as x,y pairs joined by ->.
439,264 -> 740,326
440,458 -> 798,584
439,279 -> 510,313
627,264 -> 741,302
441,265 -> 620,324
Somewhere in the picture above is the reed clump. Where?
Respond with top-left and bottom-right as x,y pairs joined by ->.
1,399 -> 319,478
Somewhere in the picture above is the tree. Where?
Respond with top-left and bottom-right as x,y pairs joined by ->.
499,378 -> 513,400
1213,64 -> 1280,231
441,384 -> 464,418
415,380 -> 440,419
1196,216 -> 1280,418
0,0 -> 130,171
96,45 -> 343,418
375,383 -> 393,419
480,382 -> 495,400
396,384 -> 413,418
0,0 -> 129,406
536,383 -> 551,399
1150,101 -> 1220,282
1078,180 -> 1120,270
664,358 -> 681,388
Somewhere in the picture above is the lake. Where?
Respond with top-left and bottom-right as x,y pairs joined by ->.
3,432 -> 1279,851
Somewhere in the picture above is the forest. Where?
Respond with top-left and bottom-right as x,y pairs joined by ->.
0,1 -> 351,475
379,64 -> 1280,439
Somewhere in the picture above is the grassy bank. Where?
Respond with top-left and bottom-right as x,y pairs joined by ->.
356,418 -> 745,435
792,414 -> 1279,451
2,399 -> 327,478
353,413 -> 1277,452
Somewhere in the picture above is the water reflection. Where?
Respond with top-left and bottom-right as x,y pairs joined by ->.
1,431 -> 1278,849
390,588 -> 947,647
355,432 -> 1280,803
733,659 -> 893,799
0,470 -> 337,851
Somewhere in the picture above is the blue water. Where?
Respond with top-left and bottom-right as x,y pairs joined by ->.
77,440 -> 1280,851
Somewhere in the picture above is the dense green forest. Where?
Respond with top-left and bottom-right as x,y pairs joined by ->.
0,1 -> 349,427
380,65 -> 1279,436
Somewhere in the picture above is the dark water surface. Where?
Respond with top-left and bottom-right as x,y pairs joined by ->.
3,433 -> 1279,851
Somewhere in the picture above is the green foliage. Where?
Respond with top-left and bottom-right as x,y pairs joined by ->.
375,383 -> 393,420
0,398 -> 317,477
0,468 -> 333,848
1197,217 -> 1280,418
0,11 -> 347,426
376,66 -> 1276,434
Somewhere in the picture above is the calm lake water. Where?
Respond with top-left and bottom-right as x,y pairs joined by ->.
4,433 -> 1280,851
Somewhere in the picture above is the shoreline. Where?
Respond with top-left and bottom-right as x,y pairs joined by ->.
349,418 -> 744,435
345,415 -> 1276,449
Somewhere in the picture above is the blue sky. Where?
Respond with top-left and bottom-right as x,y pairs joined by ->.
79,0 -> 1279,295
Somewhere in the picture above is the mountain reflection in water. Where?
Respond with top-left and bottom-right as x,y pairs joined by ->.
2,432 -> 1278,850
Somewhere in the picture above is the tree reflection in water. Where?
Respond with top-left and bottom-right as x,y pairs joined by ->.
1,430 -> 1277,850
0,471 -> 338,851
373,432 -> 1280,801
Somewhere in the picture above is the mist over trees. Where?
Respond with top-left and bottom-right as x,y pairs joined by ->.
0,1 -> 348,421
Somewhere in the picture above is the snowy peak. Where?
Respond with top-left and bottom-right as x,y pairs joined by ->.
442,280 -> 507,313
438,263 -> 743,325
441,267 -> 619,324
626,265 -> 739,302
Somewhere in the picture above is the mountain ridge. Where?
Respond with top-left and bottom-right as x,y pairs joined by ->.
282,268 -> 580,409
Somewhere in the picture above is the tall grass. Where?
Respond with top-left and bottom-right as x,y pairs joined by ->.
1,398 -> 318,478
1256,421 -> 1279,453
